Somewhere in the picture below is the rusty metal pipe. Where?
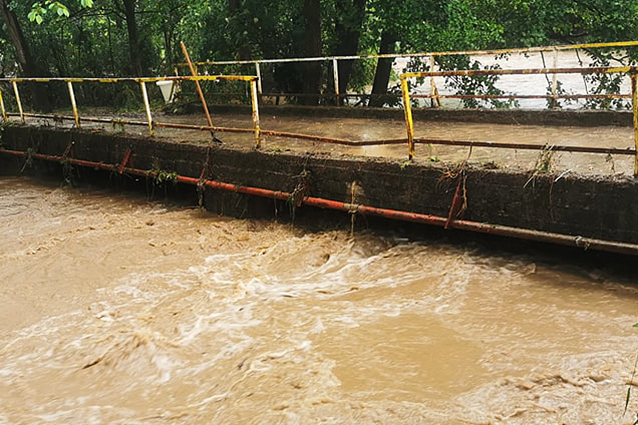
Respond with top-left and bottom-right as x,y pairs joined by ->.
154,121 -> 254,134
7,114 -> 355,145
155,122 -> 352,144
2,146 -> 638,256
7,113 -> 636,155
366,137 -> 637,156
14,113 -> 149,127
260,129 -> 352,145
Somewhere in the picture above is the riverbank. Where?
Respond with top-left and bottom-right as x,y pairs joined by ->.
1,123 -> 637,255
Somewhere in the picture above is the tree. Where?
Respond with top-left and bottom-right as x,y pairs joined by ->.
301,0 -> 322,105
120,0 -> 145,75
28,0 -> 93,24
0,0 -> 634,110
0,0 -> 51,110
332,0 -> 367,101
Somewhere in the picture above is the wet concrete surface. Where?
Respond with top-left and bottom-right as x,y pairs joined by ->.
16,108 -> 635,177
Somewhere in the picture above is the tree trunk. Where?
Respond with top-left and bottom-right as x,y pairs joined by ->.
163,28 -> 173,71
0,0 -> 51,111
369,31 -> 397,107
228,0 -> 251,60
301,0 -> 322,105
122,0 -> 143,76
334,0 -> 366,103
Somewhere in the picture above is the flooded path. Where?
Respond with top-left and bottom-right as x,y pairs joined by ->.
2,177 -> 638,423
32,110 -> 635,177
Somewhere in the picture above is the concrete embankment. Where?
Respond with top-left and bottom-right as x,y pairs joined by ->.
1,124 -> 638,254
202,104 -> 635,127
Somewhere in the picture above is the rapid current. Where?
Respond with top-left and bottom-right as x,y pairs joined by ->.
1,176 -> 638,424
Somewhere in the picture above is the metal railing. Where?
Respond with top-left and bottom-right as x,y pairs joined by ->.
0,75 -> 263,148
399,66 -> 638,174
175,40 -> 638,104
1,66 -> 637,177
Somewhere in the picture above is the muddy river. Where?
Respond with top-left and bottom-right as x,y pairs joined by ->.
1,176 -> 638,424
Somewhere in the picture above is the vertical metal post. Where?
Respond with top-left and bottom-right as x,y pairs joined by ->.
400,75 -> 415,160
333,58 -> 340,104
632,72 -> 638,176
0,87 -> 7,122
67,81 -> 81,128
551,47 -> 559,108
12,81 -> 24,124
250,79 -> 261,149
430,55 -> 441,108
255,62 -> 263,94
139,81 -> 155,136
168,67 -> 180,102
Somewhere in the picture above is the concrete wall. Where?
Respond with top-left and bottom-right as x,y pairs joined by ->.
201,104 -> 634,127
2,125 -> 638,244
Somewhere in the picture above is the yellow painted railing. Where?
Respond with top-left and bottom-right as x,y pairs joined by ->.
1,67 -> 637,175
400,66 -> 638,174
0,75 -> 263,148
175,40 -> 638,103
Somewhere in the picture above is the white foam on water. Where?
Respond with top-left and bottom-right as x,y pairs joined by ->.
3,178 -> 638,423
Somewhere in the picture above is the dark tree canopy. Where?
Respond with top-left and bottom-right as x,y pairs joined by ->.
0,0 -> 635,107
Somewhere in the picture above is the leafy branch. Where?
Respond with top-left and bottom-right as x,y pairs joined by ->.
28,0 -> 93,24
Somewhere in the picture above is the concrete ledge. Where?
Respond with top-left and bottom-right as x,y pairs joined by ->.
1,125 -> 637,248
188,104 -> 634,127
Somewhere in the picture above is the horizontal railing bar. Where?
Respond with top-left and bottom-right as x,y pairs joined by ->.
157,91 -> 633,100
0,76 -> 258,83
18,113 -> 149,126
402,66 -> 635,79
153,121 -> 254,134
335,137 -> 637,155
178,40 -> 638,67
9,113 -> 634,155
392,137 -> 635,155
411,94 -> 633,100
353,137 -> 636,155
9,113 -> 355,145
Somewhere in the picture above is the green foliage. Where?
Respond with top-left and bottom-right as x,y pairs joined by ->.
0,0 -> 635,111
583,47 -> 638,110
147,160 -> 178,198
28,2 -> 69,24
28,0 -> 92,24
533,145 -> 555,173
437,55 -> 519,109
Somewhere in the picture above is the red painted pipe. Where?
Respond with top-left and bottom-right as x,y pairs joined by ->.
3,147 -> 638,256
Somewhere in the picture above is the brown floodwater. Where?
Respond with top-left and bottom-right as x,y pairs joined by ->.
2,176 -> 638,424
